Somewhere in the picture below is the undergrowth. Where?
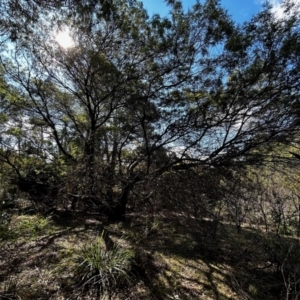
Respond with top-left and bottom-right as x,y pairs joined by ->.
2,210 -> 300,299
72,231 -> 134,298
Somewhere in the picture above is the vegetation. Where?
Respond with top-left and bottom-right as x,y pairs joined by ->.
0,0 -> 300,298
72,232 -> 134,298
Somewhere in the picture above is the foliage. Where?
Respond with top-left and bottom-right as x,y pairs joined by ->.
0,0 -> 299,220
262,235 -> 300,299
10,214 -> 53,240
1,2 -> 300,296
73,232 -> 134,296
0,224 -> 16,242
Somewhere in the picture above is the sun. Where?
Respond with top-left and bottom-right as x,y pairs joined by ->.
55,29 -> 74,49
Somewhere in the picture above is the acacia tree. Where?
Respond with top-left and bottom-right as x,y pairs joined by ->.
0,0 -> 300,220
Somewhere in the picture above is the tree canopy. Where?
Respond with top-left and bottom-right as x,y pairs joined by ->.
0,0 -> 299,220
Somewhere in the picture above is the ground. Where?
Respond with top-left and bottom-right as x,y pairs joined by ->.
0,208 -> 296,299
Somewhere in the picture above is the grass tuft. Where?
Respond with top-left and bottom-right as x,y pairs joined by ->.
73,231 -> 134,297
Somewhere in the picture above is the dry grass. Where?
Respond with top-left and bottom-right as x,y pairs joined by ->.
0,210 -> 296,299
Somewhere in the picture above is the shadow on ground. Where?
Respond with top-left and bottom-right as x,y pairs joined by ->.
0,210 -> 294,299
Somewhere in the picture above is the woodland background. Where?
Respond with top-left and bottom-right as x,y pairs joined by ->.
1,0 -> 300,299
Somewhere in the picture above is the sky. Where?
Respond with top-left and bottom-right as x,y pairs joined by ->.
141,0 -> 300,23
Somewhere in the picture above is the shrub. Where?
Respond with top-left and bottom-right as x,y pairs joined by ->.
10,214 -> 53,240
263,235 -> 300,299
73,232 -> 134,297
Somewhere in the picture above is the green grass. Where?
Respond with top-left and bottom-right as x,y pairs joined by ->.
72,232 -> 134,297
10,214 -> 55,240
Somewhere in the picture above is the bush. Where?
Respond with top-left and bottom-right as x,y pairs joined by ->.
263,235 -> 300,299
73,232 -> 134,297
10,214 -> 52,240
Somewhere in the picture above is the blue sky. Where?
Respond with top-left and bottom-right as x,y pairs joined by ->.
141,0 -> 261,23
141,0 -> 297,23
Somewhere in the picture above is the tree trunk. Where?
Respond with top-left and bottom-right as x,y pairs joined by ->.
107,174 -> 141,222
107,182 -> 132,222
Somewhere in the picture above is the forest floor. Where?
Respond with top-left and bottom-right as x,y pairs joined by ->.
0,208 -> 297,299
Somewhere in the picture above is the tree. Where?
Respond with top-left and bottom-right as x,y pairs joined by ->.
0,0 -> 299,220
